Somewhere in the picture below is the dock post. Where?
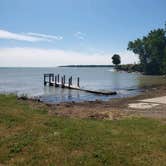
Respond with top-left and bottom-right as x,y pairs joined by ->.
55,75 -> 57,86
61,76 -> 64,88
55,75 -> 57,84
58,74 -> 59,83
48,74 -> 51,86
68,77 -> 70,88
44,74 -> 46,86
63,75 -> 66,85
49,74 -> 54,86
55,75 -> 59,87
52,74 -> 54,82
71,76 -> 72,85
77,77 -> 80,87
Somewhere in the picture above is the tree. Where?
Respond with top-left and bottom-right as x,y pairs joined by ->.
112,54 -> 121,67
128,28 -> 166,75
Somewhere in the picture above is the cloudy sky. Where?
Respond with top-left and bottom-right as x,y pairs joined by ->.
0,0 -> 165,67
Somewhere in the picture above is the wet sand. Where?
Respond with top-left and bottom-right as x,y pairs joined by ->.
22,85 -> 166,120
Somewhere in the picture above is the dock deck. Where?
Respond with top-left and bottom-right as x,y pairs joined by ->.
44,73 -> 117,95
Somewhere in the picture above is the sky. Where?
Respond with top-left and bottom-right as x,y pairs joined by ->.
0,0 -> 166,67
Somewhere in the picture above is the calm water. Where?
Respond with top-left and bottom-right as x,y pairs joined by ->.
0,67 -> 166,103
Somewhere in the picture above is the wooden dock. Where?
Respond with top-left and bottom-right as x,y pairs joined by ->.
44,73 -> 117,95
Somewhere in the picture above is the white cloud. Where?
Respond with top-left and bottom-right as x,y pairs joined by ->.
26,32 -> 63,41
0,29 -> 63,42
0,47 -> 139,67
74,32 -> 86,40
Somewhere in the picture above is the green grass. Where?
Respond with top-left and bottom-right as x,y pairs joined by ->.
0,94 -> 166,165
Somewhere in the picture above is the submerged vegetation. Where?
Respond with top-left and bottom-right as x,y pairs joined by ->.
0,94 -> 166,165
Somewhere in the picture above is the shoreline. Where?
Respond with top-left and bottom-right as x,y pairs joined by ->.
18,84 -> 166,120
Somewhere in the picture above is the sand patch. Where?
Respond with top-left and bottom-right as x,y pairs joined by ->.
140,96 -> 166,104
128,102 -> 159,109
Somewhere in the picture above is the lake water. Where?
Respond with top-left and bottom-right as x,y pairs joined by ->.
0,67 -> 166,103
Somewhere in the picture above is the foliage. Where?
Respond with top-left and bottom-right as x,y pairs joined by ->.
128,28 -> 166,75
112,54 -> 121,66
117,64 -> 143,73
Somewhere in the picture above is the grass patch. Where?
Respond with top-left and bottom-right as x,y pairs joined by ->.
0,94 -> 166,165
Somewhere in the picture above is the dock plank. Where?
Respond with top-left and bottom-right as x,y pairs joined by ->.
44,74 -> 117,95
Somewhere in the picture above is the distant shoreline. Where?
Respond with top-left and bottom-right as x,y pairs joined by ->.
0,65 -> 114,68
59,65 -> 114,68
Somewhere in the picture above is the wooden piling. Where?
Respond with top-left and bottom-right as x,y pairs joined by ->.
48,74 -> 51,86
77,77 -> 80,87
44,74 -> 46,85
52,74 -> 54,82
68,77 -> 72,88
68,77 -> 71,88
57,74 -> 59,83
61,76 -> 64,88
70,76 -> 72,85
63,75 -> 66,84
54,75 -> 57,87
49,74 -> 54,86
61,76 -> 63,85
55,76 -> 57,84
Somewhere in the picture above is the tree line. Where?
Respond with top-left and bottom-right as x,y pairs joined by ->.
112,24 -> 166,75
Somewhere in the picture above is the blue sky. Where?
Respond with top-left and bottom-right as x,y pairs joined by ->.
0,0 -> 165,66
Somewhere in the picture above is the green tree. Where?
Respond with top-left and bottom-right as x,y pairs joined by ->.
128,28 -> 166,75
112,54 -> 121,67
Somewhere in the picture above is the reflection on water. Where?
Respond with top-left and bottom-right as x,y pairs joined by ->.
0,67 -> 166,103
41,86 -> 82,103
